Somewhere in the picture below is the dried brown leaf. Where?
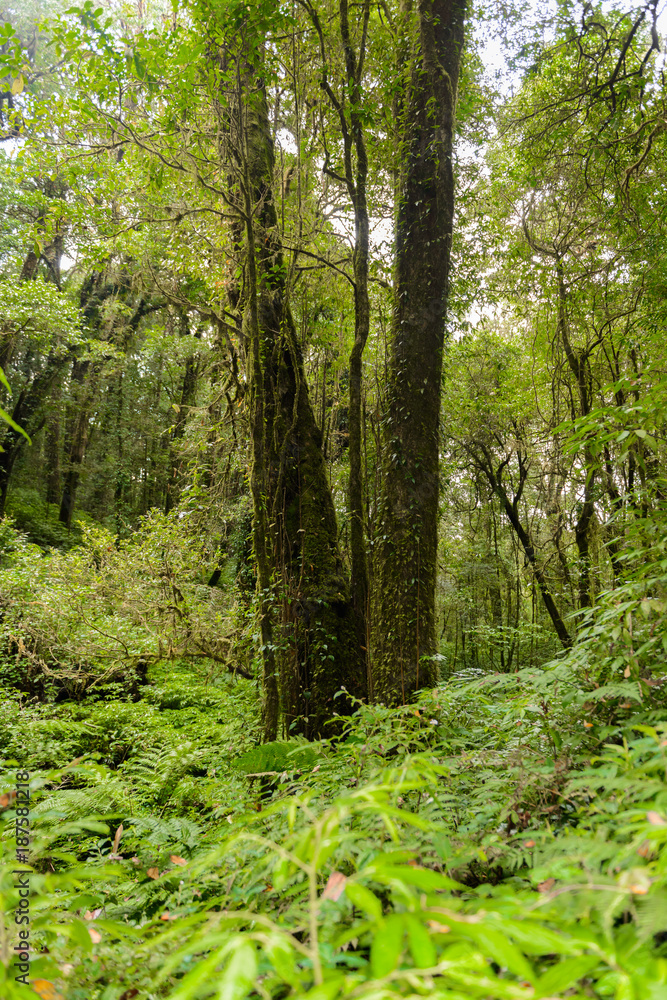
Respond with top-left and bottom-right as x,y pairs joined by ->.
321,871 -> 347,901
538,878 -> 556,893
112,823 -> 124,854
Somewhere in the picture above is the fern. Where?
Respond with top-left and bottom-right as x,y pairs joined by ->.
120,742 -> 210,805
31,778 -> 129,822
125,815 -> 201,851
233,740 -> 322,774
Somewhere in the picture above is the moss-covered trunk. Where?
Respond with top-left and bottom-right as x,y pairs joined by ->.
235,68 -> 365,739
372,0 -> 466,702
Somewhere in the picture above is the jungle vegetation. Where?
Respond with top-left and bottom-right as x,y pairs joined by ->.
1,0 -> 667,997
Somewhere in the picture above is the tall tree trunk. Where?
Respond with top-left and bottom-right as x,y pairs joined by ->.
0,355 -> 69,515
372,0 -> 466,702
0,412 -> 25,513
232,55 -> 365,739
114,372 -> 126,533
489,508 -> 505,670
58,407 -> 91,529
305,0 -> 372,685
0,230 -> 67,509
341,0 -> 371,690
499,486 -> 572,650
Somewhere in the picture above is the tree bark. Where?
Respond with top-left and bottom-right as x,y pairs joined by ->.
0,355 -> 69,514
340,0 -> 371,690
0,224 -> 67,508
556,260 -> 596,609
44,385 -> 62,507
231,55 -> 365,738
372,0 -> 466,702
304,0 -> 372,684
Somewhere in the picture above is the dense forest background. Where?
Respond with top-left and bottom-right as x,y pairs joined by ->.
2,0 -> 667,997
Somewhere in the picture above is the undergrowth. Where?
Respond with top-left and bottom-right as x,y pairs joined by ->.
2,654 -> 667,999
2,507 -> 667,998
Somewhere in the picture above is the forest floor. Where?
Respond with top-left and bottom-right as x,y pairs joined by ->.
3,651 -> 667,999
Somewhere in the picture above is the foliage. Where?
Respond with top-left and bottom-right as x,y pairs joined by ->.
0,279 -> 82,348
0,365 -> 31,444
3,654 -> 667,998
4,488 -> 97,549
0,508 -> 240,699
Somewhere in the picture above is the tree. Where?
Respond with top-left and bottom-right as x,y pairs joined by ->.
301,0 -> 378,686
216,12 -> 366,738
372,0 -> 466,702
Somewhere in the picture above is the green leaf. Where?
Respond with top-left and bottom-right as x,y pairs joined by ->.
534,954 -> 600,997
614,972 -> 635,1000
66,917 -> 94,953
265,935 -> 300,988
0,406 -> 31,443
462,924 -> 534,983
405,913 -> 437,968
370,864 -> 463,891
370,913 -> 404,977
300,975 -> 345,1000
217,941 -> 258,1000
345,882 -> 383,921
504,921 -> 584,956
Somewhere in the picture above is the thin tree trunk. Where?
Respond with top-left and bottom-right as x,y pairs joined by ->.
473,445 -> 572,649
504,492 -> 572,649
114,372 -> 126,534
0,356 -> 68,515
59,359 -> 92,530
165,319 -> 199,514
556,260 -> 596,609
341,0 -> 372,685
306,0 -> 372,686
58,410 -> 91,529
0,227 -> 67,508
45,378 -> 62,506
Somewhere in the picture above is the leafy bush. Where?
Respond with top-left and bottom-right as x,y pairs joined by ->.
0,509 -> 244,699
4,488 -> 97,550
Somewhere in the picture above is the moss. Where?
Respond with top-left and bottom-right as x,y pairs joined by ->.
235,67 -> 365,739
371,0 -> 464,704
